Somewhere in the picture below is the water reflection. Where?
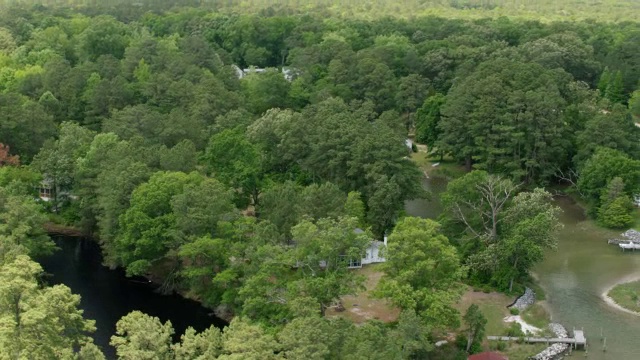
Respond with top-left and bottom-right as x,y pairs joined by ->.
39,237 -> 227,359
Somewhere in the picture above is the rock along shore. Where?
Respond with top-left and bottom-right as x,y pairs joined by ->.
530,323 -> 569,360
508,287 -> 535,312
608,229 -> 640,245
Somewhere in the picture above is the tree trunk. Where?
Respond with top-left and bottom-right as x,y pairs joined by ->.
509,257 -> 519,292
466,331 -> 474,352
465,155 -> 472,172
491,212 -> 498,240
53,180 -> 59,214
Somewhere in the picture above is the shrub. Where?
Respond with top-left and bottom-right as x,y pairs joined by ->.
496,341 -> 507,351
505,322 -> 524,337
598,195 -> 634,229
469,341 -> 482,354
454,333 -> 467,350
509,307 -> 520,315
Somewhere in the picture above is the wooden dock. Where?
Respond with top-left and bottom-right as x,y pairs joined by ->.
488,330 -> 586,349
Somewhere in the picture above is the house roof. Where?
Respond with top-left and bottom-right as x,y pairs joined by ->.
468,352 -> 508,360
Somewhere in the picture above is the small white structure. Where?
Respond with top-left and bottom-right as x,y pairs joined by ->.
232,65 -> 298,82
347,229 -> 387,268
634,194 -> 640,207
281,67 -> 299,82
231,65 -> 244,79
243,67 -> 267,76
619,241 -> 640,250
405,138 -> 413,150
360,239 -> 387,265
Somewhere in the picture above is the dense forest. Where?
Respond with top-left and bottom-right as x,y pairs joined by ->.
0,0 -> 639,358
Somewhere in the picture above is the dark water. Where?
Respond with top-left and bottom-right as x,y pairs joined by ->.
39,237 -> 227,359
404,175 -> 447,219
407,176 -> 640,359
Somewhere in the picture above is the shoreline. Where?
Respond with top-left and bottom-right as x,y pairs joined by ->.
601,276 -> 640,316
44,222 -> 92,238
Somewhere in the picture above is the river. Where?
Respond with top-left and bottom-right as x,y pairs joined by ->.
39,175 -> 640,359
39,237 -> 227,359
406,176 -> 640,359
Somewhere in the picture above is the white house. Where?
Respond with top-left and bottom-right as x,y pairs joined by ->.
36,178 -> 75,203
347,228 -> 387,268
294,228 -> 387,270
37,179 -> 54,201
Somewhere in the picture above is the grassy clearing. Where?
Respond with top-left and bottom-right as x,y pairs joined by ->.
456,289 -> 513,336
607,280 -> 640,313
431,159 -> 467,179
325,263 -> 400,323
457,289 -> 552,359
520,303 -> 551,329
410,147 -> 466,180
493,342 -> 548,360
410,150 -> 432,169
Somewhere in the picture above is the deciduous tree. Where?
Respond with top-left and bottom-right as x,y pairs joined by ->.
0,143 -> 19,166
376,217 -> 464,330
463,304 -> 487,353
110,311 -> 174,360
0,256 -> 96,358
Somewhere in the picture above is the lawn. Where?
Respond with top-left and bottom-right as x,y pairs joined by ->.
497,342 -> 549,360
457,289 -> 552,359
410,145 -> 466,180
521,303 -> 551,330
325,263 -> 400,323
456,289 -> 513,336
607,280 -> 640,313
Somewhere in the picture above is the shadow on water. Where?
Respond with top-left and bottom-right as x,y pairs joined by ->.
38,236 -> 227,359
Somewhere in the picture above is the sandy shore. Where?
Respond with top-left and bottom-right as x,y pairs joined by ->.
601,275 -> 640,316
504,315 -> 542,334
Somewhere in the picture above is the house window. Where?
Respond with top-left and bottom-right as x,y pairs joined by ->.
349,259 -> 361,268
39,187 -> 51,198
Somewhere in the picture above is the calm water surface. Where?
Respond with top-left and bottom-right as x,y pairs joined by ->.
534,196 -> 640,359
39,237 -> 226,359
406,176 -> 640,359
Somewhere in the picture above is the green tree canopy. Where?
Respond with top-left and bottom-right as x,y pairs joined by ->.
438,58 -> 571,182
0,188 -> 54,264
376,217 -> 464,330
110,311 -> 174,360
0,255 -> 97,358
